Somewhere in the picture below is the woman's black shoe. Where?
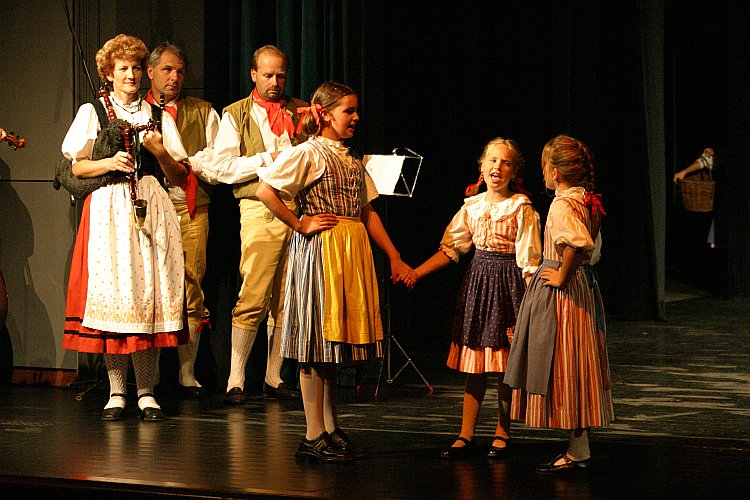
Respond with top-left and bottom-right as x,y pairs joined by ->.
101,393 -> 127,421
139,407 -> 166,421
330,428 -> 368,458
138,393 -> 166,422
101,407 -> 124,421
296,432 -> 354,462
439,436 -> 476,459
486,436 -> 510,458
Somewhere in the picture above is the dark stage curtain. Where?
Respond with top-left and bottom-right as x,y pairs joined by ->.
639,0 -> 667,319
199,2 -> 749,358
205,0 -> 385,154
724,6 -> 750,295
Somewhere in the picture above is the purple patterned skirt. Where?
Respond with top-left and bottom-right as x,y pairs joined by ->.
450,250 -> 526,349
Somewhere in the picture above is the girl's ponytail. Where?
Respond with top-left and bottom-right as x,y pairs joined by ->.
464,174 -> 484,196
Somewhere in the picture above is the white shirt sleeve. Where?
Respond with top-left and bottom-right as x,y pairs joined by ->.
438,205 -> 473,263
698,151 -> 714,170
363,170 -> 379,206
258,142 -> 326,198
191,111 -> 274,185
548,199 -> 596,261
187,107 -> 221,175
61,103 -> 99,163
515,204 -> 542,277
160,112 -> 188,161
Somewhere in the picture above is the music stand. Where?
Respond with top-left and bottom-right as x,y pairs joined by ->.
363,148 -> 432,397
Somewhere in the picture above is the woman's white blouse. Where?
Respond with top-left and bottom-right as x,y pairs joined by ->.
62,94 -> 187,163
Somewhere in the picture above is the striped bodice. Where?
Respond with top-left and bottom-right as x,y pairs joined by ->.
470,203 -> 527,253
298,139 -> 365,217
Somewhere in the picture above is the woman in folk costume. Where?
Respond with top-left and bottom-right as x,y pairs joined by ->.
256,81 -> 414,461
61,34 -> 190,421
504,134 -> 613,473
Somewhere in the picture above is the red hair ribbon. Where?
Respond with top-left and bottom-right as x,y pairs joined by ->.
512,177 -> 533,198
464,174 -> 484,196
585,192 -> 607,216
296,103 -> 323,134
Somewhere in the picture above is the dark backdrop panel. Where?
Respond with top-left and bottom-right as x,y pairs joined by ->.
665,0 -> 750,298
378,1 -> 656,350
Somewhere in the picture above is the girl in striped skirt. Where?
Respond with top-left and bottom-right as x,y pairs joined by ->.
413,138 -> 541,459
504,134 -> 613,473
256,82 -> 414,462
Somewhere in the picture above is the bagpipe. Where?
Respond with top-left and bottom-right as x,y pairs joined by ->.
54,85 -> 166,231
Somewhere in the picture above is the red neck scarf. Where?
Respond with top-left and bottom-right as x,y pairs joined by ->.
252,88 -> 295,137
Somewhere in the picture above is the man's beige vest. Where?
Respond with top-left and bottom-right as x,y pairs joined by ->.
223,95 -> 307,199
177,96 -> 215,208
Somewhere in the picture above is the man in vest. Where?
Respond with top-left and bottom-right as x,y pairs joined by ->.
194,45 -> 306,403
146,42 -> 220,398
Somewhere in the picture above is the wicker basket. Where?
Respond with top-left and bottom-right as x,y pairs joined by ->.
677,169 -> 714,212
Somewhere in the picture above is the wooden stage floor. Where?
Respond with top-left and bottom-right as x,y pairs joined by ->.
0,289 -> 748,499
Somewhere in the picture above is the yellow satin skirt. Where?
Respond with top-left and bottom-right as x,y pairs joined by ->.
321,217 -> 384,344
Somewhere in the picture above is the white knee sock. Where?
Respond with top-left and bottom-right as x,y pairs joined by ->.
300,365 -> 326,440
178,323 -> 202,387
566,429 -> 591,461
104,353 -> 128,409
132,349 -> 160,409
226,326 -> 257,392
265,324 -> 284,388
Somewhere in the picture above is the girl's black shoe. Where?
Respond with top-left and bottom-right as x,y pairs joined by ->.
486,436 -> 510,458
330,428 -> 368,458
439,436 -> 475,459
296,432 -> 354,462
536,453 -> 591,474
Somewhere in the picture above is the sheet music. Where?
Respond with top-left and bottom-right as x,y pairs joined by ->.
363,155 -> 405,196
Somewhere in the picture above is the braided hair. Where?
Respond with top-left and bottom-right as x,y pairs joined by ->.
544,134 -> 605,236
543,134 -> 596,193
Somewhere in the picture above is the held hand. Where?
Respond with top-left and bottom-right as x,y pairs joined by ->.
141,128 -> 165,156
298,213 -> 339,236
390,260 -> 418,289
110,150 -> 135,173
541,267 -> 566,289
401,269 -> 419,289
673,171 -> 686,184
